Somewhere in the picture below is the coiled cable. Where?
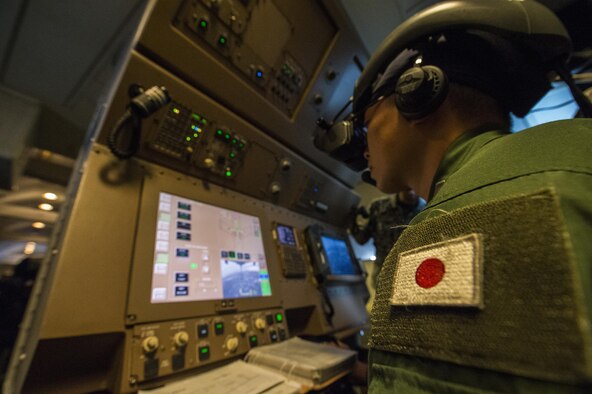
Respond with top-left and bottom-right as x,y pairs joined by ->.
107,85 -> 171,159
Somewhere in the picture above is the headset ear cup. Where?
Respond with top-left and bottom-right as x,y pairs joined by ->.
394,65 -> 448,120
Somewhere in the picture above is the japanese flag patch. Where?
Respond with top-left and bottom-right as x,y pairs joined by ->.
391,233 -> 484,308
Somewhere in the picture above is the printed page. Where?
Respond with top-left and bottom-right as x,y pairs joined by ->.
139,360 -> 289,394
247,337 -> 356,370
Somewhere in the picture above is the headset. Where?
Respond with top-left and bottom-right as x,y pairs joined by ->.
392,63 -> 448,121
314,0 -> 592,175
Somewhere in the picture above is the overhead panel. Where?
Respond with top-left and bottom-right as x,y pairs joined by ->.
137,0 -> 368,187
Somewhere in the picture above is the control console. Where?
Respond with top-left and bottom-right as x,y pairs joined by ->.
150,101 -> 248,180
176,0 -> 315,116
129,308 -> 288,382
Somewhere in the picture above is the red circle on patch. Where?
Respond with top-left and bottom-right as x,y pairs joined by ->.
415,258 -> 445,288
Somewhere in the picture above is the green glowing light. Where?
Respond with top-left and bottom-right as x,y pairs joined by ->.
218,36 -> 227,45
194,133 -> 198,138
201,347 -> 209,354
173,108 -> 180,114
229,152 -> 236,158
225,170 -> 232,177
191,263 -> 198,269
200,20 -> 208,29
216,129 -> 223,136
231,138 -> 237,144
276,313 -> 283,322
186,137 -> 191,142
224,134 -> 231,140
192,113 -> 201,121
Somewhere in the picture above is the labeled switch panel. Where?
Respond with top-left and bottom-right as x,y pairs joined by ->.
150,101 -> 248,180
129,308 -> 288,383
175,0 -> 335,116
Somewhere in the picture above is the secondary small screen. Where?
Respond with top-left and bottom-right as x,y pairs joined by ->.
320,235 -> 356,275
276,224 -> 297,246
150,192 -> 272,303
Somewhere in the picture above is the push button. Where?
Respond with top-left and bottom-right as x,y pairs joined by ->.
214,321 -> 224,335
269,329 -> 278,343
198,345 -> 210,361
249,335 -> 258,348
197,324 -> 209,338
266,314 -> 274,326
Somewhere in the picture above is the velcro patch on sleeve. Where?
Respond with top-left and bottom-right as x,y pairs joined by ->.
391,233 -> 483,308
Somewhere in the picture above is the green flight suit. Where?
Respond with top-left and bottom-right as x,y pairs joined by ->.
369,119 -> 592,393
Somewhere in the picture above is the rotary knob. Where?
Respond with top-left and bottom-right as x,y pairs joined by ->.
226,336 -> 239,352
142,336 -> 159,354
204,157 -> 215,168
235,321 -> 248,334
173,331 -> 189,348
255,318 -> 266,330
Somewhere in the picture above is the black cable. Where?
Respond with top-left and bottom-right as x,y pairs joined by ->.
107,85 -> 171,159
320,285 -> 335,327
107,108 -> 142,159
332,96 -> 353,123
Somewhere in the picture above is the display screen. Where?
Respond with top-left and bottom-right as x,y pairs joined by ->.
320,235 -> 356,275
151,192 -> 272,303
276,224 -> 297,246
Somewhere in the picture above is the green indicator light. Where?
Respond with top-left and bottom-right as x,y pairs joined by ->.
191,263 -> 198,269
200,20 -> 208,29
225,170 -> 232,177
192,113 -> 201,121
186,137 -> 191,142
229,152 -> 236,158
173,108 -> 180,114
216,323 -> 223,328
219,36 -> 227,45
216,129 -> 223,136
276,313 -> 283,322
194,133 -> 198,138
224,134 -> 231,140
250,336 -> 257,342
238,143 -> 245,149
201,118 -> 208,125
282,64 -> 292,76
201,347 -> 209,354
231,138 -> 237,144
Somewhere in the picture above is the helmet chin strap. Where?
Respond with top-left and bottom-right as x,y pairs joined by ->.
362,170 -> 377,186
555,62 -> 592,118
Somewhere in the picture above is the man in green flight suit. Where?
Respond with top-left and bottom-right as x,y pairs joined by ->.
347,0 -> 592,392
